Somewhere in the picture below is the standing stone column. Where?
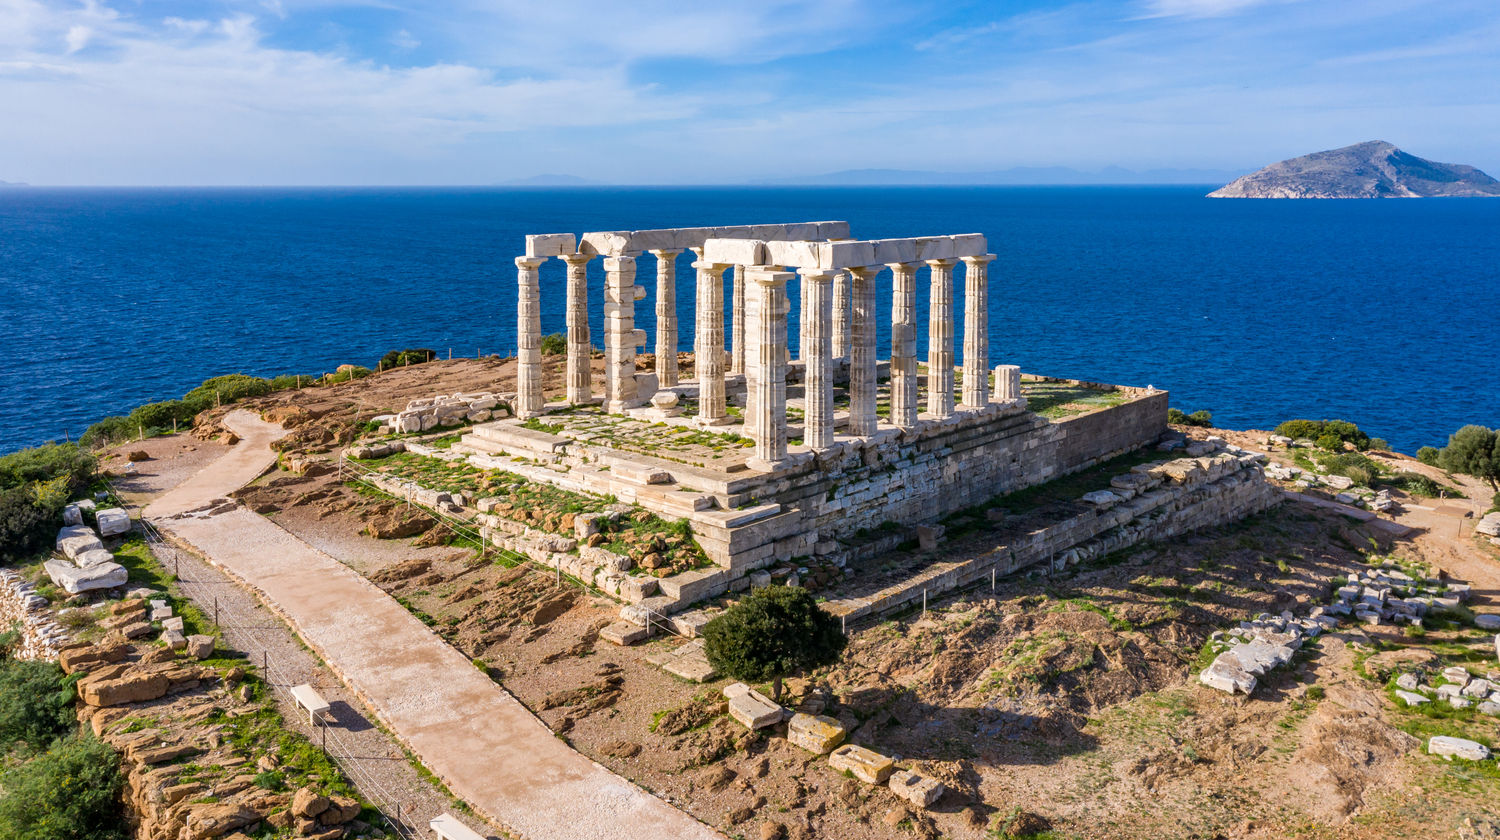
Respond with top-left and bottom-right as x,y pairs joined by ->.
730,264 -> 747,376
994,364 -> 1022,402
743,274 -> 761,442
926,258 -> 957,419
799,269 -> 837,450
602,256 -> 643,414
888,261 -> 921,428
561,254 -> 593,405
514,256 -> 546,418
651,249 -> 683,387
960,254 -> 996,409
693,259 -> 731,425
847,265 -> 881,436
831,270 -> 852,361
747,267 -> 792,468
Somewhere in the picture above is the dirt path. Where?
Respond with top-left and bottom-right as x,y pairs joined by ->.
144,410 -> 723,840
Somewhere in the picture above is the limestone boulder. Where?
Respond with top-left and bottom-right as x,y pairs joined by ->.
184,802 -> 261,839
1477,511 -> 1500,538
79,669 -> 169,706
724,682 -> 783,729
291,787 -> 330,818
828,744 -> 895,784
44,558 -> 128,594
1428,736 -> 1491,761
186,635 -> 216,660
1199,652 -> 1257,695
95,508 -> 132,536
57,525 -> 104,559
74,548 -> 117,568
887,769 -> 944,808
1475,614 -> 1500,631
62,504 -> 83,526
787,713 -> 845,754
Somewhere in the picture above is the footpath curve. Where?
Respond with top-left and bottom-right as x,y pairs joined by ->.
146,410 -> 723,840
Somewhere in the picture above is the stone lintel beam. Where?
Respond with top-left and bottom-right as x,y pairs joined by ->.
575,222 -> 851,258
525,233 -> 577,258
702,233 -> 987,271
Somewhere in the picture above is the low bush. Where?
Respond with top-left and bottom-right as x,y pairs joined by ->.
1416,446 -> 1443,466
378,348 -> 436,370
181,374 -> 273,408
1167,408 -> 1213,427
0,655 -> 79,754
322,366 -> 371,385
1387,471 -> 1443,498
0,734 -> 125,840
1322,452 -> 1381,487
1275,419 -> 1371,450
540,333 -> 567,356
0,444 -> 97,562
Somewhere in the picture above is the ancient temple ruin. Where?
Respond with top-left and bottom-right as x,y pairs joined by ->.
455,220 -> 1187,625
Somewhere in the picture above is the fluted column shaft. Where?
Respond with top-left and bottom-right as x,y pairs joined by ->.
888,261 -> 920,428
603,256 -> 643,414
747,267 -> 792,468
961,254 -> 996,409
693,260 -> 730,425
926,259 -> 956,419
562,254 -> 593,405
514,256 -> 546,418
831,270 -> 852,361
799,269 -> 837,450
650,249 -> 683,387
847,265 -> 881,436
731,265 -> 747,375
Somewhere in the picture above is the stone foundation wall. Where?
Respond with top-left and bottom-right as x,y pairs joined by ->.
823,449 -> 1283,623
0,569 -> 69,660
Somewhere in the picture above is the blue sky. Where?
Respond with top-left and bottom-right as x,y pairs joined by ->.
2,0 -> 1497,184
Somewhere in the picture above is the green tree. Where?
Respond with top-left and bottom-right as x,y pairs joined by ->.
702,586 -> 846,700
0,735 -> 125,840
1416,446 -> 1443,466
1440,425 -> 1500,490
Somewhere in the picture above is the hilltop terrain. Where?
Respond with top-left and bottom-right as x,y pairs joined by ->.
1210,141 -> 1500,198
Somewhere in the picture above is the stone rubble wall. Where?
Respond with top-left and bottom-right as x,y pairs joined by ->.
383,392 -> 508,435
0,569 -> 70,660
823,447 -> 1282,624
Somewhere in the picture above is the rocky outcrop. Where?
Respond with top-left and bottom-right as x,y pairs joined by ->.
1210,141 -> 1500,198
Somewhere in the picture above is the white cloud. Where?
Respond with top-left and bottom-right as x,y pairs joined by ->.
1138,0 -> 1282,19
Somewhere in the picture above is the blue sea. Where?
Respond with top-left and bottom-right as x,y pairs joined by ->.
2,186 -> 1497,456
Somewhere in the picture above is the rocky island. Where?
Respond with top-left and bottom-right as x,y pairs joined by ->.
1209,140 -> 1500,198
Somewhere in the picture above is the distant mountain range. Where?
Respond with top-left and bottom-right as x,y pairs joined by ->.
497,174 -> 603,186
752,166 -> 1241,186
1209,141 -> 1500,198
0,180 -> 27,187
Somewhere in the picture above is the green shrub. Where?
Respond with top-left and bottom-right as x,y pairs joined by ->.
0,444 -> 96,492
181,374 -> 273,409
1275,419 -> 1371,450
540,333 -> 567,356
1416,446 -> 1443,466
1368,438 -> 1390,452
0,735 -> 125,840
1387,471 -> 1442,498
1438,425 -> 1500,491
1491,491 -> 1500,512
1323,452 -> 1381,487
322,366 -> 371,385
269,374 -> 313,390
1167,408 -> 1213,427
0,658 -> 78,753
378,348 -> 436,370
125,400 -> 196,434
702,586 -> 846,700
1316,434 -> 1343,452
0,444 -> 97,562
78,417 -> 135,450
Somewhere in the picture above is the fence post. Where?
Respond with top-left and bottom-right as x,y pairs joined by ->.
922,588 -> 927,618
991,567 -> 995,592
213,597 -> 219,628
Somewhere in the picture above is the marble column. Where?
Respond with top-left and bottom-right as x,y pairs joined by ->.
994,364 -> 1022,402
515,256 -> 546,418
731,264 -> 747,376
693,259 -> 731,425
603,256 -> 643,414
799,269 -> 837,450
561,254 -> 593,405
960,254 -> 995,409
747,267 -> 792,468
651,249 -> 683,387
888,261 -> 921,428
743,275 -> 761,442
831,270 -> 852,361
926,258 -> 956,419
847,265 -> 881,436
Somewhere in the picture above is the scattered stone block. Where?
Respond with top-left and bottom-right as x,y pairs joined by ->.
787,713 -> 845,754
1394,690 -> 1429,706
1441,666 -> 1471,686
1428,736 -> 1490,761
1396,673 -> 1420,691
151,605 -> 174,622
1199,653 -> 1256,695
724,682 -> 783,730
162,629 -> 187,651
887,769 -> 944,808
44,559 -> 127,594
161,616 -> 185,633
1475,614 -> 1500,631
600,621 -> 649,646
828,744 -> 895,784
96,508 -> 132,536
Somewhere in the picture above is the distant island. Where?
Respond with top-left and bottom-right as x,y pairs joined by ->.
0,179 -> 27,187
1209,141 -> 1500,198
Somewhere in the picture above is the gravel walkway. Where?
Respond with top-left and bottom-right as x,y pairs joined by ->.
144,410 -> 722,840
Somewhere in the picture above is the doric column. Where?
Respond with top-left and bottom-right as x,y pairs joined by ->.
693,259 -> 731,425
602,256 -> 643,414
561,254 -> 593,405
651,249 -> 683,387
831,270 -> 852,361
799,269 -> 837,450
926,258 -> 957,419
960,254 -> 995,409
797,274 -> 810,363
888,261 -> 921,428
847,265 -> 881,436
994,364 -> 1021,402
731,264 -> 747,376
514,256 -> 546,418
743,275 -> 761,442
747,267 -> 792,468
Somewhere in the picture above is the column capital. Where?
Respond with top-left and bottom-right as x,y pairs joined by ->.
960,253 -> 997,266
844,265 -> 882,280
515,256 -> 547,269
649,248 -> 684,259
795,267 -> 840,282
886,261 -> 922,275
745,267 -> 794,285
691,260 -> 731,277
602,255 -> 636,270
560,252 -> 593,267
924,257 -> 958,268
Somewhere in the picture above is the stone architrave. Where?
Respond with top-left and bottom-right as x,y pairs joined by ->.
693,259 -> 731,425
747,267 -> 792,468
799,268 -> 837,449
847,265 -> 880,436
602,256 -> 642,413
731,264 -> 747,376
994,364 -> 1021,402
650,249 -> 682,387
888,261 -> 921,428
514,256 -> 547,418
561,254 -> 593,404
926,258 -> 957,419
831,270 -> 852,361
960,254 -> 995,409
